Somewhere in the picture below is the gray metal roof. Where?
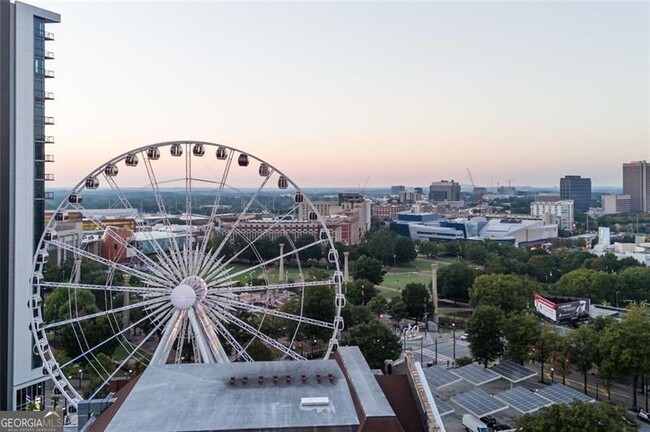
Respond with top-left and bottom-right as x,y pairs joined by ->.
336,346 -> 396,418
106,361 -> 360,431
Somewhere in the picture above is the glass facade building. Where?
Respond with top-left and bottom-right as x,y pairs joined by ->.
559,175 -> 591,212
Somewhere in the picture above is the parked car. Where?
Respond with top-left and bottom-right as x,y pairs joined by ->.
460,333 -> 469,341
462,414 -> 488,432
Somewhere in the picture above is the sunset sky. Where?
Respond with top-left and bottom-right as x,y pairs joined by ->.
34,1 -> 649,189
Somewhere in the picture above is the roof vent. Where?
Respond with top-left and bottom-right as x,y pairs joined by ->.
301,374 -> 307,384
301,397 -> 330,407
242,376 -> 248,385
258,376 -> 264,385
316,373 -> 322,383
229,377 -> 235,386
328,373 -> 335,383
286,374 -> 291,384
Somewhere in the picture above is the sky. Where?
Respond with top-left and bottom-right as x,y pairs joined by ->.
33,0 -> 649,189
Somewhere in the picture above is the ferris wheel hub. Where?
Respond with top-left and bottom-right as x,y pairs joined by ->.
171,284 -> 197,310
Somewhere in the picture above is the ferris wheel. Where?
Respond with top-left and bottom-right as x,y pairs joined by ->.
30,141 -> 345,409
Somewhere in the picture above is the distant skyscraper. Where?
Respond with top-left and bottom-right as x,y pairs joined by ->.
560,175 -> 591,212
0,0 -> 59,410
429,180 -> 460,202
623,161 -> 650,213
390,185 -> 405,195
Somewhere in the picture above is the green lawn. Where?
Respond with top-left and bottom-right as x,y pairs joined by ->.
380,272 -> 432,290
377,286 -> 401,300
226,264 -> 333,285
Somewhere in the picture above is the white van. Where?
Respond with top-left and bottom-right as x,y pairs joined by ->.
462,414 -> 489,432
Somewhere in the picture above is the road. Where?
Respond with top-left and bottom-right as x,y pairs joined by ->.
402,330 -> 471,367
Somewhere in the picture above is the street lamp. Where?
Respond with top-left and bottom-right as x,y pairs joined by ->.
78,369 -> 83,388
452,322 -> 456,366
550,367 -> 555,384
311,340 -> 317,359
361,284 -> 365,305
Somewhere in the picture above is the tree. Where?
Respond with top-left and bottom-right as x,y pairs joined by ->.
61,316 -> 118,358
516,400 -> 638,432
358,228 -> 396,265
418,241 -> 439,259
437,262 -> 477,303
394,236 -> 417,264
502,312 -> 539,365
352,256 -> 384,285
345,321 -> 401,369
401,283 -> 430,322
466,305 -> 504,367
367,296 -> 388,319
342,305 -> 376,327
599,303 -> 650,409
469,274 -> 537,314
568,324 -> 599,394
553,269 -> 618,304
345,279 -> 377,306
44,288 -> 99,324
532,326 -> 562,384
388,298 -> 407,323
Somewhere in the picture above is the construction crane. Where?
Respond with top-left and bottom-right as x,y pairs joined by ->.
466,168 -> 485,213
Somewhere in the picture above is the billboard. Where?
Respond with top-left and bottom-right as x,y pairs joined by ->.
556,299 -> 590,321
534,294 -> 556,322
534,294 -> 590,323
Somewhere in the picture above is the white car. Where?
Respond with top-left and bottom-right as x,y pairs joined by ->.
460,333 -> 468,341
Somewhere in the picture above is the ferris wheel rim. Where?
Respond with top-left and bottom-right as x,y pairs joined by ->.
30,140 -> 345,409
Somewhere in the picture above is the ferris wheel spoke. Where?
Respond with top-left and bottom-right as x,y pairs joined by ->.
68,203 -> 179,284
150,309 -> 184,365
211,297 -> 335,329
215,307 -> 306,361
210,279 -> 333,294
47,240 -> 171,288
59,302 -> 171,370
44,297 -> 167,330
202,172 -> 272,270
173,317 -> 189,364
196,150 -> 234,269
102,172 -> 186,281
87,308 -> 172,401
199,202 -> 301,281
210,239 -> 327,287
40,281 -> 168,296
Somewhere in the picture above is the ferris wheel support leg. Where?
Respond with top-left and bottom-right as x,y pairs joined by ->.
151,310 -> 183,365
187,308 -> 216,363
195,305 -> 229,363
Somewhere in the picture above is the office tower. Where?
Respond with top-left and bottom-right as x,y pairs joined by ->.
623,161 -> 650,213
560,175 -> 591,212
602,194 -> 631,215
429,180 -> 460,202
0,0 -> 59,410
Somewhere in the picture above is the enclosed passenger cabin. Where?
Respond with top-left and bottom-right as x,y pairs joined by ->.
258,163 -> 270,177
125,154 -> 139,167
192,143 -> 205,157
216,147 -> 228,160
308,211 -> 318,221
170,143 -> 183,157
53,211 -> 66,221
147,147 -> 161,160
278,176 -> 288,189
238,154 -> 249,167
104,164 -> 119,177
85,176 -> 99,189
294,192 -> 304,203
68,193 -> 83,204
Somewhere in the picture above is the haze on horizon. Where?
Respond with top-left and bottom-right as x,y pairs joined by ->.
34,1 -> 649,189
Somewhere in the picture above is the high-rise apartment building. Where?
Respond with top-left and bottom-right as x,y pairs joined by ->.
560,175 -> 591,212
602,194 -> 631,215
0,0 -> 59,410
623,161 -> 650,213
429,180 -> 460,202
530,200 -> 575,231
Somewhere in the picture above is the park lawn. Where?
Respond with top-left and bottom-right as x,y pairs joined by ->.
377,286 -> 401,300
227,264 -> 333,285
381,272 -> 432,290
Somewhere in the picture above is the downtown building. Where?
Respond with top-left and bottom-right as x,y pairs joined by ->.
623,161 -> 650,213
530,200 -> 575,231
428,180 -> 460,202
0,0 -> 59,410
559,175 -> 591,212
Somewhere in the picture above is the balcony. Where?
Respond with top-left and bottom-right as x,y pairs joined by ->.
44,192 -> 54,200
34,90 -> 54,101
44,173 -> 55,181
37,116 -> 55,125
44,154 -> 54,162
34,136 -> 55,144
43,50 -> 54,60
43,69 -> 54,78
35,30 -> 54,41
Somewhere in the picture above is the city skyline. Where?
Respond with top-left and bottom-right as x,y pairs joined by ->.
34,1 -> 649,188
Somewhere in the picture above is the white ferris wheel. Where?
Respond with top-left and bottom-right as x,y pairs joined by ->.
29,141 -> 345,409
